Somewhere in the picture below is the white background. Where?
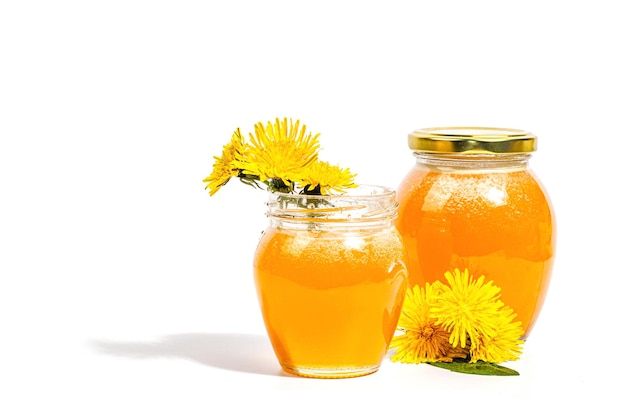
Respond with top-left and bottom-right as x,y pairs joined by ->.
1,1 -> 624,415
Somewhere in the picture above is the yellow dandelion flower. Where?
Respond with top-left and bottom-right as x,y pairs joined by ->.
469,305 -> 524,363
390,283 -> 468,364
235,118 -> 320,185
203,128 -> 246,196
298,160 -> 357,195
430,268 -> 504,349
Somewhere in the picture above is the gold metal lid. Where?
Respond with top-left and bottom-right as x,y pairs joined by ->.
408,127 -> 537,154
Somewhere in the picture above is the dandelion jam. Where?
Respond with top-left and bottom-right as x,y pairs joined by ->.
396,127 -> 555,338
253,186 -> 408,378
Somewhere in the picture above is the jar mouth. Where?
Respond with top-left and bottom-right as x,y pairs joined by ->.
408,126 -> 537,154
266,184 -> 398,226
269,184 -> 395,200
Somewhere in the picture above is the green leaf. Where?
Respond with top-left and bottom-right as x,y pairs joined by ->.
428,361 -> 519,376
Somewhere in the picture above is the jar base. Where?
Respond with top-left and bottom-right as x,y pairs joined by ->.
280,364 -> 380,379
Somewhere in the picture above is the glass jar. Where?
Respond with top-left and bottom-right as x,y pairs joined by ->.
253,185 -> 408,378
396,127 -> 555,339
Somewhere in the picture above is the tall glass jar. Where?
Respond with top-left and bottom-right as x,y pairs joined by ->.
396,127 -> 555,339
253,185 -> 408,378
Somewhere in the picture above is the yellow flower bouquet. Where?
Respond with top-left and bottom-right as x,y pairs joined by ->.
203,118 -> 356,196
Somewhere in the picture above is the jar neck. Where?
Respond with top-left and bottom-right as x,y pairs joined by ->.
413,152 -> 531,171
265,185 -> 398,231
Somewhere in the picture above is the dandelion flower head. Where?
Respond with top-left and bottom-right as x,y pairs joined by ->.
235,118 -> 321,184
469,305 -> 524,363
430,268 -> 504,349
297,160 -> 357,195
390,282 -> 467,364
202,128 -> 246,196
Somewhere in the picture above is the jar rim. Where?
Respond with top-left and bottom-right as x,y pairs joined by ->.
269,184 -> 396,200
266,184 -> 398,226
408,126 -> 537,154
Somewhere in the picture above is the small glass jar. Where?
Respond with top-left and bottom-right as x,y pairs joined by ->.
253,185 -> 408,378
396,127 -> 555,339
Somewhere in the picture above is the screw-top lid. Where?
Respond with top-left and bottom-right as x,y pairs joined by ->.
408,127 -> 537,154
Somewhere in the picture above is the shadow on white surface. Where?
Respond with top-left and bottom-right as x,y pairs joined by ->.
90,333 -> 286,376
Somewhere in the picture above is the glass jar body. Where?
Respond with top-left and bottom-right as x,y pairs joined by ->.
253,186 -> 408,378
396,153 -> 555,339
